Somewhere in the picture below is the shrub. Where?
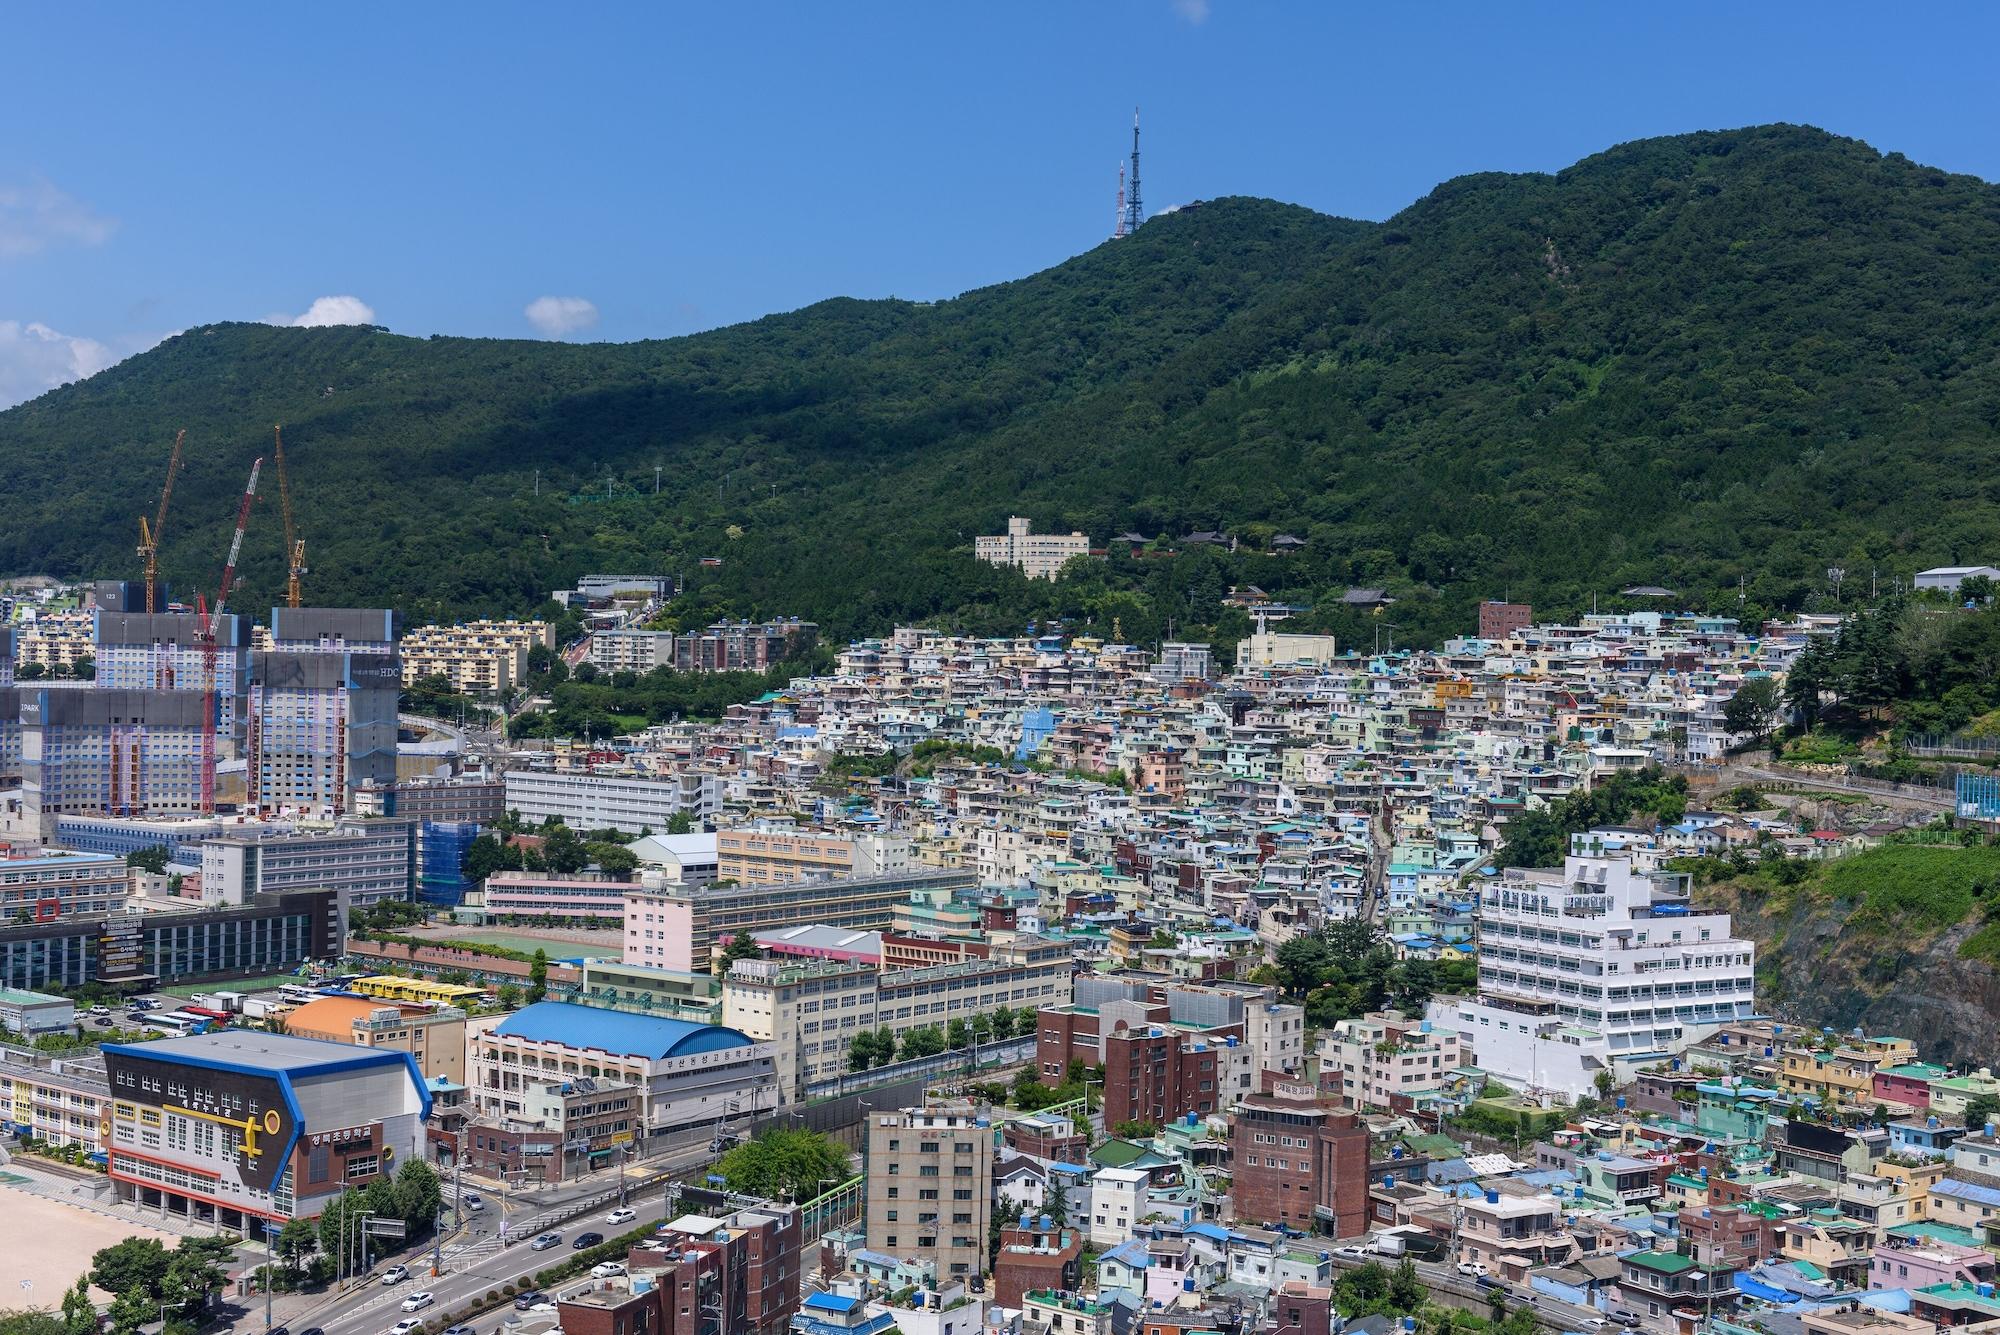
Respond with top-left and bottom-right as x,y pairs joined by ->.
487,1289 -> 501,1303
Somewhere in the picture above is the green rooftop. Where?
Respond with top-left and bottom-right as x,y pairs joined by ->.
1625,1251 -> 1698,1275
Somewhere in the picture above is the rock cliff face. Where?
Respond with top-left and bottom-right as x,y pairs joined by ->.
1714,883 -> 2000,1069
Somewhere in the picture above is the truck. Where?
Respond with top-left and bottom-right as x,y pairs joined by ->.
188,991 -> 245,1014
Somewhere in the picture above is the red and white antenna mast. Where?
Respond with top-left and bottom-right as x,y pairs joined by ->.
1114,163 -> 1127,239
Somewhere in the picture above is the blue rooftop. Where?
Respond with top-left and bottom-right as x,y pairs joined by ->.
491,1001 -> 756,1059
805,1293 -> 864,1314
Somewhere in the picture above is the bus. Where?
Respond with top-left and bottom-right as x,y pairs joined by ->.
141,1012 -> 202,1035
278,984 -> 320,1004
179,1006 -> 232,1026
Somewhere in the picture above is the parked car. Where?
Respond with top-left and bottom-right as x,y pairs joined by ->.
530,1232 -> 562,1251
1610,1312 -> 1643,1329
380,1264 -> 409,1285
514,1292 -> 549,1311
1457,1261 -> 1488,1277
400,1292 -> 434,1313
592,1261 -> 626,1278
572,1231 -> 604,1249
606,1207 -> 636,1225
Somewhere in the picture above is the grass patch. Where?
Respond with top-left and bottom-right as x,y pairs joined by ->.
1779,730 -> 1863,765
1826,844 -> 2000,938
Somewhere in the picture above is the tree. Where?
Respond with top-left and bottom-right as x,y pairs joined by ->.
125,845 -> 171,875
497,982 -> 523,1009
666,810 -> 696,836
988,1006 -> 1017,1040
385,1158 -> 444,1233
1044,1176 -> 1070,1226
542,824 -> 588,875
1113,1119 -> 1160,1140
1388,1258 -> 1425,1314
898,1024 -> 946,1060
527,948 -> 550,1004
717,1128 -> 850,1201
718,931 -> 764,973
1785,636 -> 1834,729
88,1237 -> 171,1297
0,1312 -> 67,1335
59,1279 -> 96,1335
945,1018 -> 971,1050
1963,1092 -> 2000,1130
589,843 -> 639,877
274,1217 -> 317,1273
1722,677 -> 1781,739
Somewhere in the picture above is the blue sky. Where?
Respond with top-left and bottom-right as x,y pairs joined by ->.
4,2 -> 1998,407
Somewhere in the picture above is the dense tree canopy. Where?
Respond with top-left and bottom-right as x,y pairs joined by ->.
5,127 -> 2000,655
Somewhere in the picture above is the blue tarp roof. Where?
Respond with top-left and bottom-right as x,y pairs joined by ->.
805,1294 -> 863,1314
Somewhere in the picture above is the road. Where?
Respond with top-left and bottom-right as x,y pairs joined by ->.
1330,1253 -> 1615,1333
302,1147 -> 714,1335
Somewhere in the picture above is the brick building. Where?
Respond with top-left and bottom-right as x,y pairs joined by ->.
1477,601 -> 1533,641
558,1203 -> 802,1335
1270,1281 -> 1335,1335
1101,1023 -> 1227,1127
992,1215 -> 1082,1307
1229,1084 -> 1369,1236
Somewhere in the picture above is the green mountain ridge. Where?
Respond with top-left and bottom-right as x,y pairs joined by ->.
3,123 -> 1998,645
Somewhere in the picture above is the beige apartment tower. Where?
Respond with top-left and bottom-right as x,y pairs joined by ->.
865,1101 -> 994,1283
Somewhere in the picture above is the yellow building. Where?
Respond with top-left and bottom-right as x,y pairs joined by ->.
400,619 -> 553,694
285,993 -> 468,1085
1779,1046 -> 1879,1106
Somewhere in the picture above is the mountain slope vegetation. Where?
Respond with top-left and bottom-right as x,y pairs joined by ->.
3,124 -> 1998,647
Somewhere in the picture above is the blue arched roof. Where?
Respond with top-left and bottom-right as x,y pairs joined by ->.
492,1001 -> 755,1059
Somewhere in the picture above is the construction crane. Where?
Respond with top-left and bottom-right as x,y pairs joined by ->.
197,457 -> 262,815
272,424 -> 306,608
137,429 -> 187,614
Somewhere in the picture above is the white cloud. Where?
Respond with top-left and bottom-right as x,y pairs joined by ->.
0,320 -> 117,409
282,295 -> 377,328
0,180 -> 117,258
1170,0 -> 1211,22
524,295 -> 600,338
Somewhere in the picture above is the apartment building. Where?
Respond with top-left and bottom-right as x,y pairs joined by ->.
595,1204 -> 801,1335
1230,1084 -> 1369,1237
14,610 -> 95,674
866,1101 -> 994,1282
1154,643 -> 1214,684
1477,601 -> 1534,641
1239,631 -> 1340,670
400,619 -> 552,694
589,619 -> 815,675
1319,1011 -> 1468,1113
626,868 -> 976,974
0,848 -> 128,920
0,889 -> 340,992
1454,1188 -> 1572,1276
247,649 -> 400,817
715,824 -> 912,885
266,606 -> 398,655
1434,843 -> 1757,1099
504,768 -> 720,836
283,992 -> 468,1084
20,688 -> 213,827
92,609 -> 251,740
722,937 -> 1071,1099
975,517 -> 1091,580
200,819 -> 416,907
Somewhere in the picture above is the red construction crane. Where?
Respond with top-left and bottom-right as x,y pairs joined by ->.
197,456 -> 262,814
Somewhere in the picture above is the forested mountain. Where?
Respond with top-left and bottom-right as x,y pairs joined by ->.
3,124 -> 1998,649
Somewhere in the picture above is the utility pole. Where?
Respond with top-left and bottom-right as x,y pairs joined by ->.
654,464 -> 662,495
264,1220 -> 275,1332
533,469 -> 539,497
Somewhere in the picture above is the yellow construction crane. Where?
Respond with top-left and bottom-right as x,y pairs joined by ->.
273,424 -> 306,608
137,429 -> 186,614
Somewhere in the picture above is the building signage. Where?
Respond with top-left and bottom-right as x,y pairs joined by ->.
103,1050 -> 295,1194
308,1124 -> 373,1148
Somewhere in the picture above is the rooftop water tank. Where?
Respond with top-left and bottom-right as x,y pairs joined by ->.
1486,1189 -> 1500,1204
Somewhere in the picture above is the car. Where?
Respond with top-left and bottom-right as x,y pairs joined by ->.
1578,1319 -> 1610,1329
400,1292 -> 435,1313
1335,1244 -> 1367,1258
296,1328 -> 324,1335
380,1263 -> 410,1285
1476,1276 -> 1503,1291
461,1191 -> 484,1211
1609,1312 -> 1643,1329
515,1291 -> 549,1311
88,1005 -> 110,1016
388,1321 -> 425,1335
94,1018 -> 113,1028
530,1232 -> 562,1251
591,1261 -> 627,1278
572,1230 -> 604,1249
439,1326 -> 478,1335
605,1207 -> 636,1225
1456,1261 -> 1489,1277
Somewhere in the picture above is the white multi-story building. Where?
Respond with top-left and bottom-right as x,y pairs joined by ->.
503,768 -> 720,836
1431,840 -> 1756,1100
1319,1010 -> 1467,1112
974,517 -> 1092,581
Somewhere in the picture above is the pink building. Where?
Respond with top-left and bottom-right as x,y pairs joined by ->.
482,872 -> 628,925
625,884 -> 697,973
1871,1239 -> 1998,1291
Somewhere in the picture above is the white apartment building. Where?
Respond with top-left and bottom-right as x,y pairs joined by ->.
1319,1010 -> 1467,1112
1431,841 -> 1756,1099
974,517 -> 1092,581
1088,1166 -> 1151,1247
503,768 -> 720,836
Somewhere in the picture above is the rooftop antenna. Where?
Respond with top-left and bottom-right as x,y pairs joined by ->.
1124,107 -> 1144,236
1114,162 -> 1127,239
